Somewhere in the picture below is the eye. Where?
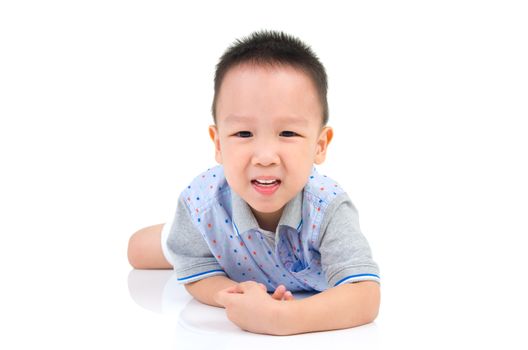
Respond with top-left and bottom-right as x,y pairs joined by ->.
279,131 -> 299,137
234,131 -> 253,138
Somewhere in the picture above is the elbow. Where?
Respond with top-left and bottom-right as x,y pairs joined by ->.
183,281 -> 195,294
184,280 -> 205,300
127,232 -> 142,268
364,300 -> 380,324
127,224 -> 169,269
362,282 -> 381,324
354,281 -> 380,326
354,302 -> 379,327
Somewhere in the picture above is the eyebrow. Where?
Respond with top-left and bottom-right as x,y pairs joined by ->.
223,115 -> 309,126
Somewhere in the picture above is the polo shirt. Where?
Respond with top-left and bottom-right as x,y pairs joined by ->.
161,165 -> 380,292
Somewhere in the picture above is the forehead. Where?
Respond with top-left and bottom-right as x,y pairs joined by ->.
223,114 -> 309,126
215,63 -> 323,126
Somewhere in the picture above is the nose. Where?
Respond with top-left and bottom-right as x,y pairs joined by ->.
251,137 -> 281,167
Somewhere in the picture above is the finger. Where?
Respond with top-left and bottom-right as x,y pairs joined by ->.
225,284 -> 242,293
219,284 -> 240,295
283,291 -> 294,301
271,285 -> 286,300
258,283 -> 267,292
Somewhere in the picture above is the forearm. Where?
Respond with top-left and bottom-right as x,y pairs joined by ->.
278,281 -> 380,335
184,275 -> 238,308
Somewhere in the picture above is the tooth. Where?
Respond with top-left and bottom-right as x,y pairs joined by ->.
257,179 -> 276,184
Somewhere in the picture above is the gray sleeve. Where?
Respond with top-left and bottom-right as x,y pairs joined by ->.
318,193 -> 380,287
164,194 -> 226,284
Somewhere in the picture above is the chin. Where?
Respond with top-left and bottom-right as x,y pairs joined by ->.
247,199 -> 284,214
248,203 -> 278,213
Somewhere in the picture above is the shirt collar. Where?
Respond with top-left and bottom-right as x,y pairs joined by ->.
231,189 -> 303,234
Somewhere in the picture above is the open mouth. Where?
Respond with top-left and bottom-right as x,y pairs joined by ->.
251,178 -> 281,195
251,179 -> 281,187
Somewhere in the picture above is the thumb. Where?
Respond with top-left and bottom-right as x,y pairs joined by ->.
224,284 -> 241,293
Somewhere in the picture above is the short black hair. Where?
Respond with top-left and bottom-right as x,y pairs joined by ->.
212,30 -> 329,125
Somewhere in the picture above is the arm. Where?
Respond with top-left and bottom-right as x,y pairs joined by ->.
127,224 -> 172,269
278,281 -> 380,335
215,280 -> 379,335
186,277 -> 295,308
185,275 -> 238,307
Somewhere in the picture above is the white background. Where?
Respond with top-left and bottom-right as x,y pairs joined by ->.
1,1 -> 527,349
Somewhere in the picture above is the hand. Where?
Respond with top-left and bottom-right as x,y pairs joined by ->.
222,281 -> 295,301
214,281 -> 294,335
271,284 -> 295,301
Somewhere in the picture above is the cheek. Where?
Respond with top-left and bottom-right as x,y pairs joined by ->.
287,140 -> 316,161
284,145 -> 315,174
221,142 -> 246,163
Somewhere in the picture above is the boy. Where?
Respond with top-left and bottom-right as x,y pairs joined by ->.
128,30 -> 380,335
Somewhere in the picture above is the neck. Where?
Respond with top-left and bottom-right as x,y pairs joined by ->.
251,207 -> 284,232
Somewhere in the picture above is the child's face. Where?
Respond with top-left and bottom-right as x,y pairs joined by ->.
209,64 -> 333,222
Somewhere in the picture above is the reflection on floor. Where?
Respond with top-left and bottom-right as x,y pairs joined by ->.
127,269 -> 380,347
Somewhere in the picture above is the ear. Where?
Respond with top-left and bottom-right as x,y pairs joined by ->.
314,126 -> 333,165
208,125 -> 223,164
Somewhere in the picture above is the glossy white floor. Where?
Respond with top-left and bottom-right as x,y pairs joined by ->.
123,267 -> 528,350
127,269 -> 382,348
2,257 -> 527,349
